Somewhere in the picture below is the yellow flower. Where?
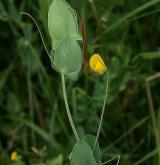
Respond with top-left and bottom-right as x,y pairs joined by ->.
11,151 -> 17,161
89,54 -> 107,74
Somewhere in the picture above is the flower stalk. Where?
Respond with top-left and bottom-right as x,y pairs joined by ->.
62,74 -> 80,141
93,70 -> 109,152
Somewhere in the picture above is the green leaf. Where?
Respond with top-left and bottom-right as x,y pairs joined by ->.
69,140 -> 97,165
139,51 -> 160,60
16,158 -> 25,165
134,148 -> 160,165
83,135 -> 102,164
158,109 -> 160,134
47,154 -> 63,165
48,0 -> 82,49
8,116 -> 61,151
53,36 -> 82,80
39,0 -> 49,35
0,66 -> 12,91
0,153 -> 10,165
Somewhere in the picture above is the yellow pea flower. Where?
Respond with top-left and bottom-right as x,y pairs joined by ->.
89,54 -> 107,74
11,151 -> 17,161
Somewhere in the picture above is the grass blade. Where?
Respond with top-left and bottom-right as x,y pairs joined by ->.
103,0 -> 160,35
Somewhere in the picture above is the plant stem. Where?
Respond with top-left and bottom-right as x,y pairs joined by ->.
61,74 -> 80,141
102,155 -> 120,165
93,71 -> 109,152
27,70 -> 35,146
146,73 -> 160,163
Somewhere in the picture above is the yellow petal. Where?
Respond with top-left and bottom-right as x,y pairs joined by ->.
11,151 -> 17,161
89,54 -> 107,74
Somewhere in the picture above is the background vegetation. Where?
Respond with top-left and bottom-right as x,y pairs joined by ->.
0,0 -> 160,164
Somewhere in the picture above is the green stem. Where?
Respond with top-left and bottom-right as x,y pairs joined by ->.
102,155 -> 120,165
93,71 -> 109,152
61,74 -> 80,141
27,70 -> 36,146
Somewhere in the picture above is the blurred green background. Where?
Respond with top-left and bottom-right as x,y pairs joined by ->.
0,0 -> 160,164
